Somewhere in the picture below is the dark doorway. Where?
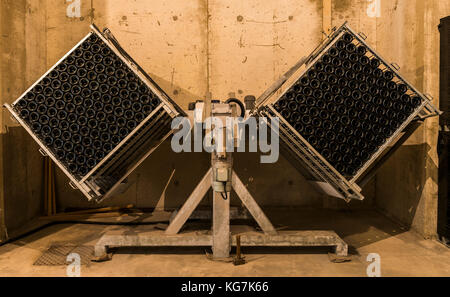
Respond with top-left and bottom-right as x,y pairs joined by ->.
438,16 -> 450,243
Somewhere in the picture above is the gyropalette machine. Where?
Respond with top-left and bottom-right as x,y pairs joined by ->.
6,22 -> 439,260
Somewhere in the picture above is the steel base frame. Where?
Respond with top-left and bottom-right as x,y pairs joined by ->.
94,168 -> 348,260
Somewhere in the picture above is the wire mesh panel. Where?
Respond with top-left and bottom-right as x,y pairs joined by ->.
5,24 -> 182,202
257,22 -> 440,201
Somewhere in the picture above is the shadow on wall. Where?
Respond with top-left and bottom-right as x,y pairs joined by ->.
2,127 -> 44,234
375,143 -> 437,230
233,151 -> 323,207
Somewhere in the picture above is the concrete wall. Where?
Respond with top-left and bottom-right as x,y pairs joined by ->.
374,0 -> 449,238
1,0 -> 448,239
0,0 -> 48,235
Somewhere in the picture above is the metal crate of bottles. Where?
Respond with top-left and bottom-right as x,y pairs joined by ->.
257,22 -> 440,201
4,24 -> 183,202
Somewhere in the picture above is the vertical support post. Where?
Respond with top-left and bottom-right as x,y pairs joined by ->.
211,152 -> 232,258
212,183 -> 230,258
210,103 -> 233,259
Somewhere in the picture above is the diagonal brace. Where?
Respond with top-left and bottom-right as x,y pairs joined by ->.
232,171 -> 277,235
165,168 -> 212,235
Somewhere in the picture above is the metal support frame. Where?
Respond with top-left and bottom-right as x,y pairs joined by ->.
254,22 -> 441,202
94,228 -> 348,258
164,149 -> 278,259
94,162 -> 348,258
94,102 -> 348,260
4,25 -> 183,203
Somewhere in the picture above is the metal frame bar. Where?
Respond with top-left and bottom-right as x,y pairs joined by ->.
99,115 -> 171,179
91,109 -> 168,179
232,171 -> 277,235
98,130 -> 173,203
165,169 -> 212,235
212,175 -> 230,258
79,105 -> 164,182
94,229 -> 348,258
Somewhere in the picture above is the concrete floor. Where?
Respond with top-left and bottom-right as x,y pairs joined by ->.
0,208 -> 449,277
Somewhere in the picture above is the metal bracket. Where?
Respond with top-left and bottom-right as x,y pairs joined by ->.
424,93 -> 434,101
422,94 -> 442,116
102,28 -> 137,69
69,181 -> 78,190
391,62 -> 401,71
161,104 -> 176,117
38,148 -> 48,157
358,32 -> 368,40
